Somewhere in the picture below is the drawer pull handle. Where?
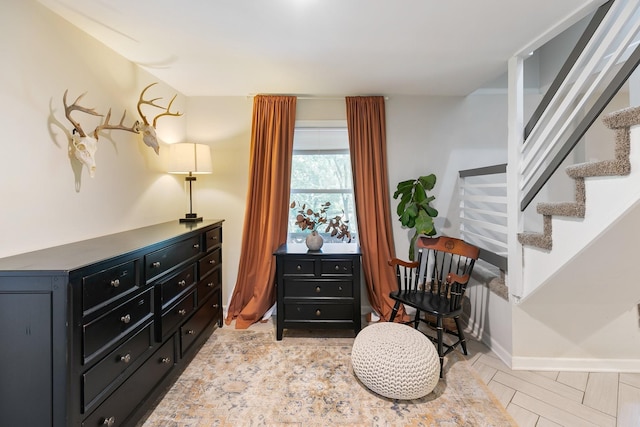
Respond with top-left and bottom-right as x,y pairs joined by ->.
207,282 -> 214,288
178,309 -> 187,316
338,286 -> 343,291
110,279 -> 120,288
335,265 -> 340,271
193,243 -> 200,249
161,357 -> 171,364
209,259 -> 216,265
315,309 -> 321,316
187,329 -> 196,335
120,353 -> 131,363
210,235 -> 218,241
120,314 -> 131,324
152,261 -> 161,268
315,286 -> 321,293
212,304 -> 219,308
102,416 -> 116,426
178,280 -> 187,287
296,265 -> 302,270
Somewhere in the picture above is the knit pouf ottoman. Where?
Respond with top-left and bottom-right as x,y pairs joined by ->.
351,322 -> 440,400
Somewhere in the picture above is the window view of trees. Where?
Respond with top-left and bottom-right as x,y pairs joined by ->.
288,132 -> 358,243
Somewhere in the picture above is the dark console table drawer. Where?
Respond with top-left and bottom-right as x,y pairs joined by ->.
283,279 -> 353,298
284,301 -> 354,321
82,259 -> 140,314
82,323 -> 154,412
274,243 -> 361,340
145,235 -> 201,282
157,263 -> 197,309
83,289 -> 153,363
158,291 -> 197,342
199,247 -> 221,279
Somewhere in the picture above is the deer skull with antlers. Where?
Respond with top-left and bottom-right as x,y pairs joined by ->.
63,90 -> 140,177
136,83 -> 183,155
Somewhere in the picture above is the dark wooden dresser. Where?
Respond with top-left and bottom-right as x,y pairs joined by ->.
0,220 -> 223,427
274,243 -> 361,340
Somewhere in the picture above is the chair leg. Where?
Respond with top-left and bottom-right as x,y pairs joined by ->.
413,310 -> 421,329
453,316 -> 468,355
436,316 -> 444,378
389,301 -> 401,322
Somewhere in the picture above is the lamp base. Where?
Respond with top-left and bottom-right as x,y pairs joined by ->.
179,213 -> 203,223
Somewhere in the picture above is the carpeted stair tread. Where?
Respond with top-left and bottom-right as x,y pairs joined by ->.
602,105 -> 640,129
519,105 -> 640,251
565,159 -> 631,178
517,232 -> 552,250
536,201 -> 585,218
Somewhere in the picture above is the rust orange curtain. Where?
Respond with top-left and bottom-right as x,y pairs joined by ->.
225,95 -> 297,329
345,96 -> 408,322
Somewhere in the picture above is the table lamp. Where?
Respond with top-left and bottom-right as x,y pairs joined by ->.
168,143 -> 212,223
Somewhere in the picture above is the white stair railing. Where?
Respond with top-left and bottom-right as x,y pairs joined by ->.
459,164 -> 508,272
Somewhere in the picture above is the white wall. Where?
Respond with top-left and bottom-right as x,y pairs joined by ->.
0,1 -> 187,258
386,95 -> 508,260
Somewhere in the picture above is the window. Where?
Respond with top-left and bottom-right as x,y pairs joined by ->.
288,124 -> 358,243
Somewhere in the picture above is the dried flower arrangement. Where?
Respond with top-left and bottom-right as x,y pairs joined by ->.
290,201 -> 352,242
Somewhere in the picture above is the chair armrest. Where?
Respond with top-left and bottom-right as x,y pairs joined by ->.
447,272 -> 470,285
388,258 -> 420,268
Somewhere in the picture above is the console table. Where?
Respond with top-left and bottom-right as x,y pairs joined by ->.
274,243 -> 362,340
0,220 -> 223,427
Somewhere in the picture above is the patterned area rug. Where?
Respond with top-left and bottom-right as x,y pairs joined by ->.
141,324 -> 516,426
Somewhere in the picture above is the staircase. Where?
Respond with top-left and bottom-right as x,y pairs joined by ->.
518,105 -> 640,251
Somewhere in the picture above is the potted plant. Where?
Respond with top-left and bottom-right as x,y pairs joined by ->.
290,201 -> 352,250
393,174 -> 438,260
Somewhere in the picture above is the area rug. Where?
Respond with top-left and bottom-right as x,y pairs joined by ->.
141,325 -> 517,426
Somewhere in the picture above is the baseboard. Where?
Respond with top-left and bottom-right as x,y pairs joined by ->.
511,356 -> 640,373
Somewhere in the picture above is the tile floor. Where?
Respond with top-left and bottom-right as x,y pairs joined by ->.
466,339 -> 640,427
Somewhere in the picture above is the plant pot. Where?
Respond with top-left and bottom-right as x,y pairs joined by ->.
305,231 -> 324,251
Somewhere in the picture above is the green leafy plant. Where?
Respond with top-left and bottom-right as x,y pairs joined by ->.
290,201 -> 352,242
393,174 -> 438,260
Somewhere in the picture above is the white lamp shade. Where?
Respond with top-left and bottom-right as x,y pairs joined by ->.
168,143 -> 212,174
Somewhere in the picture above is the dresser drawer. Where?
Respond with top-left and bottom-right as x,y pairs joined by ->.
158,291 -> 196,342
199,248 -> 221,279
83,290 -> 153,363
283,280 -> 353,298
197,268 -> 221,305
180,292 -> 220,357
82,323 -> 154,412
145,236 -> 201,282
82,260 -> 139,313
82,337 -> 175,427
283,302 -> 354,321
157,264 -> 197,309
320,259 -> 354,276
205,226 -> 222,251
283,258 -> 315,276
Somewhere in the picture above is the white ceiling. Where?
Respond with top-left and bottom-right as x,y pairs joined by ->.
39,0 -> 605,97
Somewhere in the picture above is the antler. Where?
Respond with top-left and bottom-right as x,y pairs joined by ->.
63,90 -> 103,137
152,94 -> 181,127
93,109 -> 140,139
136,82 -> 183,126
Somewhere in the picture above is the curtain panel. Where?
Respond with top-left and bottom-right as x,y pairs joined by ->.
225,95 -> 297,329
345,96 -> 408,322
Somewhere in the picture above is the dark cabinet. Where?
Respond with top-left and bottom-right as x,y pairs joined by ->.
274,243 -> 362,340
0,220 -> 224,427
